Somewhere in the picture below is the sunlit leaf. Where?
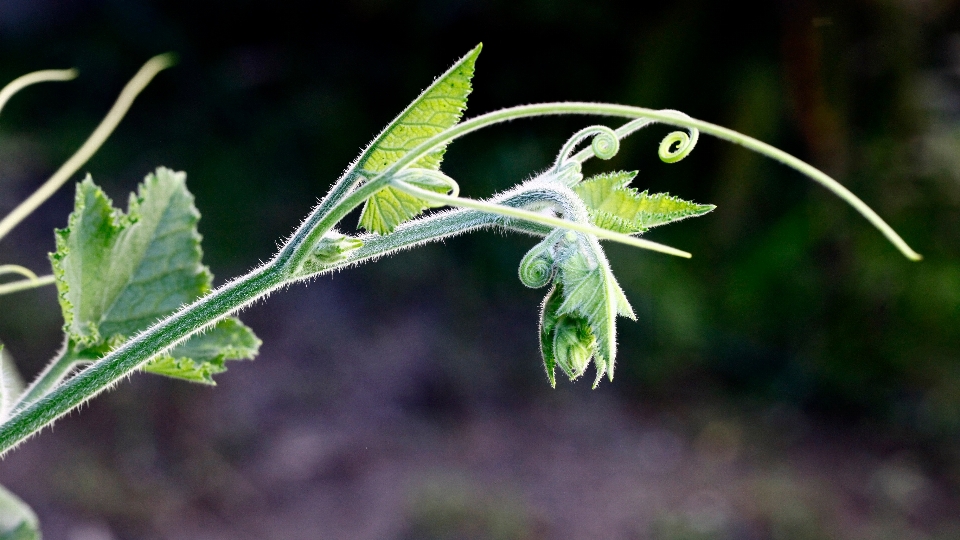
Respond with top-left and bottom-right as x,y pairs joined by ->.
357,44 -> 480,234
573,171 -> 714,234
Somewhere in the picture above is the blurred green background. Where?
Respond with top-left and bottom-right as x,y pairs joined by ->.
1,0 -> 959,538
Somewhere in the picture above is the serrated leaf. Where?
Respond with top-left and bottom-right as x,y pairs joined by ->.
0,484 -> 39,540
573,171 -> 714,234
555,236 -> 635,385
143,318 -> 260,384
358,173 -> 458,235
51,168 -> 259,383
357,44 -> 481,234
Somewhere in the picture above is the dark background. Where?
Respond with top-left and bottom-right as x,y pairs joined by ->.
1,0 -> 959,538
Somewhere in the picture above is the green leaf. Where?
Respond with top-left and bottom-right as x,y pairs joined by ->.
51,168 -> 259,383
573,171 -> 714,234
357,44 -> 481,234
0,345 -> 25,420
555,236 -> 636,386
143,318 -> 260,384
0,484 -> 39,540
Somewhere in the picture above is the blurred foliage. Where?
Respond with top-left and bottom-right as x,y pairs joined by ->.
0,0 -> 959,452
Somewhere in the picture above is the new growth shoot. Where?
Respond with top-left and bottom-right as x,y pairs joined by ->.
0,44 -> 920,538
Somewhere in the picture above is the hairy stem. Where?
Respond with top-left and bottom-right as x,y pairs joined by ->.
9,348 -> 79,415
0,180 -> 577,453
0,264 -> 284,454
0,54 -> 176,243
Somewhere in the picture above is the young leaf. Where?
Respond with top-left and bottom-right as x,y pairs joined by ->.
357,44 -> 481,234
555,236 -> 636,385
573,171 -> 714,234
0,484 -> 39,540
51,168 -> 260,382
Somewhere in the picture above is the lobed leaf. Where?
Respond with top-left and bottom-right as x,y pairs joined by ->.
0,484 -> 39,540
51,168 -> 259,383
357,44 -> 481,234
573,171 -> 714,234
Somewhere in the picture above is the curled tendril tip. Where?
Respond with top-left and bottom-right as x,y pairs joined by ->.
658,128 -> 699,163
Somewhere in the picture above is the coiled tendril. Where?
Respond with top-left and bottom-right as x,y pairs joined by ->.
518,239 -> 556,288
554,125 -> 620,170
657,127 -> 699,163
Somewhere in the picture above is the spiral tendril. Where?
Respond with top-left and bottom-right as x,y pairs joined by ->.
658,128 -> 699,163
554,125 -> 620,173
519,244 -> 555,288
518,237 -> 558,288
590,128 -> 619,160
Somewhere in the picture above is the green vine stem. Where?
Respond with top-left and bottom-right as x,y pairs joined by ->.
0,68 -> 77,120
0,265 -> 39,281
362,103 -> 922,261
7,349 -> 80,417
0,275 -> 55,296
0,101 -> 921,455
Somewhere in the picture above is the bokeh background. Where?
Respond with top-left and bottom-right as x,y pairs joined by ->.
1,0 -> 959,538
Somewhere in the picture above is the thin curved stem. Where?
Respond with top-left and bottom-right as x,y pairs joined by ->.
0,54 -> 176,243
0,69 -> 78,121
367,103 -> 920,261
391,179 -> 692,258
0,275 -> 55,296
0,265 -> 38,281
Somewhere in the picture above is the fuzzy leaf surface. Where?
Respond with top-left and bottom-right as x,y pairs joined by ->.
0,484 -> 38,540
51,168 -> 259,382
358,45 -> 480,234
573,171 -> 714,234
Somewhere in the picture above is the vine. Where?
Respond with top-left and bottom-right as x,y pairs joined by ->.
0,44 -> 920,537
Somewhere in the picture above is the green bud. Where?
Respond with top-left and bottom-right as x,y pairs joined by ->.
552,315 -> 595,380
313,231 -> 364,265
